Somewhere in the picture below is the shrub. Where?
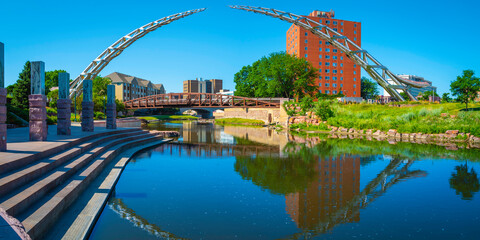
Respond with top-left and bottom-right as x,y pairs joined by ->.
299,96 -> 314,115
94,111 -> 106,120
283,101 -> 298,116
47,115 -> 57,125
314,100 -> 335,121
47,108 -> 57,116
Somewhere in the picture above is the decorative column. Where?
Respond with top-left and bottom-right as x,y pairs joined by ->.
81,79 -> 94,132
0,42 -> 6,151
106,85 -> 117,129
29,61 -> 47,141
57,72 -> 71,135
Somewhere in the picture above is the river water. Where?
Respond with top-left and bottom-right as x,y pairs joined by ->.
89,121 -> 480,240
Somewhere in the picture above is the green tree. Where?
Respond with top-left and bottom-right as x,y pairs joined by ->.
399,91 -> 409,101
11,61 -> 31,109
449,164 -> 480,200
450,70 -> 480,110
45,70 -> 66,95
234,52 -> 318,100
93,75 -> 111,97
418,90 -> 439,101
47,89 -> 58,108
441,92 -> 452,103
360,77 -> 379,100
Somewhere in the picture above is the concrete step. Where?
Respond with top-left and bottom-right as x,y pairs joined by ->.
0,128 -> 142,175
20,135 -> 163,239
0,129 -> 147,198
0,132 -> 155,217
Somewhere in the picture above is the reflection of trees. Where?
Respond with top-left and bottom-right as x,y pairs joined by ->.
234,155 -> 318,195
108,196 -> 188,240
449,164 -> 480,200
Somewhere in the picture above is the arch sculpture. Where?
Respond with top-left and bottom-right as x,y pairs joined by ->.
230,5 -> 430,101
69,8 -> 206,98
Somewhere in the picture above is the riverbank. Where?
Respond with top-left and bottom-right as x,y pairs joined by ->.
215,118 -> 265,126
135,115 -> 198,122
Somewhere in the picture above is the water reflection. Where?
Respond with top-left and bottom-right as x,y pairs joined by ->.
449,164 -> 480,200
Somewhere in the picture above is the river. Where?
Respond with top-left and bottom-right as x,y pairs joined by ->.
88,121 -> 480,239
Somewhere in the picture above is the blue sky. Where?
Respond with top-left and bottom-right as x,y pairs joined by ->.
1,0 -> 479,95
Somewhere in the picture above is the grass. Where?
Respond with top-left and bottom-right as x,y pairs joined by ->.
292,102 -> 480,135
215,118 -> 265,126
136,115 -> 198,121
290,122 -> 330,131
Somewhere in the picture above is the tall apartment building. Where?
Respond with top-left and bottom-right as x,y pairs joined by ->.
183,78 -> 223,94
286,10 -> 361,97
106,72 -> 166,102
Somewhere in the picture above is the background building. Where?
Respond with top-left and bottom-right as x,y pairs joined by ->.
286,10 -> 361,97
106,72 -> 166,102
383,74 -> 437,98
183,78 -> 223,94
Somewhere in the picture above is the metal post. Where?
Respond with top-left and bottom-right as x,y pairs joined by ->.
74,91 -> 77,122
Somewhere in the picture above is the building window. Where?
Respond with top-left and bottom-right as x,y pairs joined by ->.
340,84 -> 343,87
305,54 -> 308,58
333,83 -> 337,87
341,22 -> 343,26
326,20 -> 330,24
354,24 -> 357,27
340,56 -> 343,60
333,90 -> 337,94
305,47 -> 308,50
332,63 -> 337,67
333,77 -> 337,81
354,31 -> 357,34
325,62 -> 330,66
354,84 -> 356,88
326,90 -> 330,94
333,49 -> 338,53
319,69 -> 322,72
318,83 -> 322,87
354,78 -> 357,81
354,71 -> 356,74
325,83 -> 330,87
319,47 -> 322,51
340,70 -> 343,73
340,63 -> 343,67
333,28 -> 338,31
333,21 -> 337,25
305,40 -> 308,43
341,29 -> 343,33
354,37 -> 357,41
325,69 -> 330,73
354,64 -> 356,68
319,62 -> 322,65
305,32 -> 308,36
333,70 -> 337,73
319,76 -> 322,79
326,42 -> 331,45
319,40 -> 322,44
354,91 -> 356,95
341,77 -> 344,80
325,55 -> 330,59
325,48 -> 330,52
332,56 -> 337,60
319,55 -> 322,58
325,76 -> 330,80
318,90 -> 322,93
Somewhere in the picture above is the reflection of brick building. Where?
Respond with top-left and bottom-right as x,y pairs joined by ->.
286,155 -> 360,230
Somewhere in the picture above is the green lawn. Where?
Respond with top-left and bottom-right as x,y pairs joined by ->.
136,115 -> 198,121
215,118 -> 265,126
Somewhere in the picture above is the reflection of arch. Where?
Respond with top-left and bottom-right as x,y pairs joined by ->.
108,197 -> 187,239
230,6 -> 431,101
69,8 -> 206,98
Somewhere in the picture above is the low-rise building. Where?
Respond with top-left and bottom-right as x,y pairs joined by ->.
383,74 -> 437,98
106,72 -> 166,102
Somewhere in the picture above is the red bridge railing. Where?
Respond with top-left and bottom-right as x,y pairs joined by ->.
124,93 -> 281,109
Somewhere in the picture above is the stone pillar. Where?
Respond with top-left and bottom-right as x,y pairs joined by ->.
81,79 -> 94,132
57,72 -> 71,135
106,85 -> 116,129
0,43 -> 6,151
29,61 -> 47,141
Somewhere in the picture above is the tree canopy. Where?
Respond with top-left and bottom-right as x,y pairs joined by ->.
45,70 -> 66,95
450,70 -> 480,110
11,61 -> 31,109
234,52 -> 318,101
360,77 -> 379,100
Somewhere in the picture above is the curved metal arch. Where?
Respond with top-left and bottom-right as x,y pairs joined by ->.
69,8 -> 206,98
229,5 -> 430,101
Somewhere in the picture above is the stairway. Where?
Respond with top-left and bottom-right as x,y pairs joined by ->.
0,128 -> 165,239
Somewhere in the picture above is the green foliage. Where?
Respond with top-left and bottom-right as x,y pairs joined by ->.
94,111 -> 106,120
290,122 -> 330,131
399,91 -> 409,101
47,115 -> 57,125
234,52 -> 318,100
450,70 -> 480,110
215,118 -> 265,126
361,77 -> 379,100
11,61 -> 31,109
115,99 -> 125,113
449,164 -> 480,200
46,108 -> 57,116
93,95 -> 106,112
299,96 -> 314,115
313,100 -> 335,121
136,115 -> 198,121
282,100 -> 298,116
45,70 -> 66,95
418,90 -> 439,101
442,93 -> 452,103
93,75 -> 111,97
47,89 -> 59,108
316,92 -> 344,99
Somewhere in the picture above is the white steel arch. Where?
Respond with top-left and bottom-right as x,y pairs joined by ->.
230,5 -> 430,101
69,8 -> 206,98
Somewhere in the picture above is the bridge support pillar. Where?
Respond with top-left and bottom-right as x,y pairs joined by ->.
29,61 -> 48,141
57,72 -> 71,135
81,79 -> 94,132
0,42 -> 6,151
106,85 -> 116,129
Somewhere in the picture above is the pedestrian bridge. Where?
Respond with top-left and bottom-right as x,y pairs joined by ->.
124,93 -> 281,109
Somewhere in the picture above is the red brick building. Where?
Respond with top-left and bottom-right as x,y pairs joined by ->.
286,10 -> 361,97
